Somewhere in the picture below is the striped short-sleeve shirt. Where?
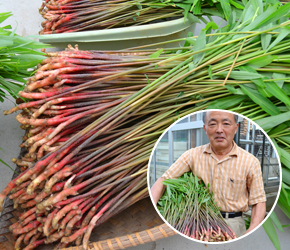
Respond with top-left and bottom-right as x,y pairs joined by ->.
161,142 -> 266,212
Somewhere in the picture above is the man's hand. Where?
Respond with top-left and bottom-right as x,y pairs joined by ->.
150,177 -> 166,205
244,202 -> 266,235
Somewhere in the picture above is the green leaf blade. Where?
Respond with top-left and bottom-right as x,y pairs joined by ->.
256,111 -> 290,131
262,216 -> 281,250
240,85 -> 281,116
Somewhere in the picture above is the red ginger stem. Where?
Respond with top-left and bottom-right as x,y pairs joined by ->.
9,189 -> 25,200
29,231 -> 42,244
79,170 -> 136,229
50,98 -> 110,110
25,127 -> 54,145
47,97 -> 124,141
34,64 -> 129,80
82,172 -> 146,249
37,186 -> 77,210
64,214 -> 82,236
52,198 -> 84,229
28,126 -> 47,137
75,148 -> 133,179
60,196 -> 94,229
31,101 -> 106,118
15,234 -> 25,250
52,181 -> 66,192
43,209 -> 59,236
60,209 -> 81,230
38,61 -> 76,71
16,96 -> 120,129
27,138 -> 80,195
16,113 -> 70,126
46,50 -> 124,60
21,200 -> 37,209
54,165 -> 139,209
14,192 -> 25,208
4,80 -> 84,115
37,216 -> 46,223
61,226 -> 87,244
13,220 -> 41,235
40,57 -> 107,66
30,131 -> 86,193
13,160 -> 33,168
77,184 -> 123,230
19,206 -> 37,221
37,126 -> 76,159
19,87 -> 67,99
46,229 -> 65,243
43,128 -> 100,193
21,213 -> 37,227
34,181 -> 66,203
9,222 -> 20,231
73,138 -> 132,178
51,14 -> 73,30
23,226 -> 40,245
23,238 -> 45,250
19,193 -> 37,204
11,180 -> 31,194
4,98 -> 49,115
26,72 -> 60,91
15,149 -> 61,186
0,169 -> 28,212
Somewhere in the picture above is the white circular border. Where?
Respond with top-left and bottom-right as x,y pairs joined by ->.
147,109 -> 282,245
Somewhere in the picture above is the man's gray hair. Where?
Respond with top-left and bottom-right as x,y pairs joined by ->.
202,111 -> 238,124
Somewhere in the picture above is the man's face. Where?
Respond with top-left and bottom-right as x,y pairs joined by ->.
203,111 -> 238,153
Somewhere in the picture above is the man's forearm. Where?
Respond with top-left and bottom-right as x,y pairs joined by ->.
245,202 -> 266,234
150,177 -> 166,205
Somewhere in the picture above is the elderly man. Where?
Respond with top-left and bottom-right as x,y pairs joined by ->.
151,110 -> 266,237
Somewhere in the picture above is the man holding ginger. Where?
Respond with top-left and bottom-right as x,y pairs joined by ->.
150,110 -> 266,237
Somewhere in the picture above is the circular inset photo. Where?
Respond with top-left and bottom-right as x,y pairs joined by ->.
148,109 -> 281,243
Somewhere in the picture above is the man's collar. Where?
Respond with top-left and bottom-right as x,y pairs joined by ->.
203,143 -> 213,154
229,142 -> 239,156
203,142 -> 238,156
